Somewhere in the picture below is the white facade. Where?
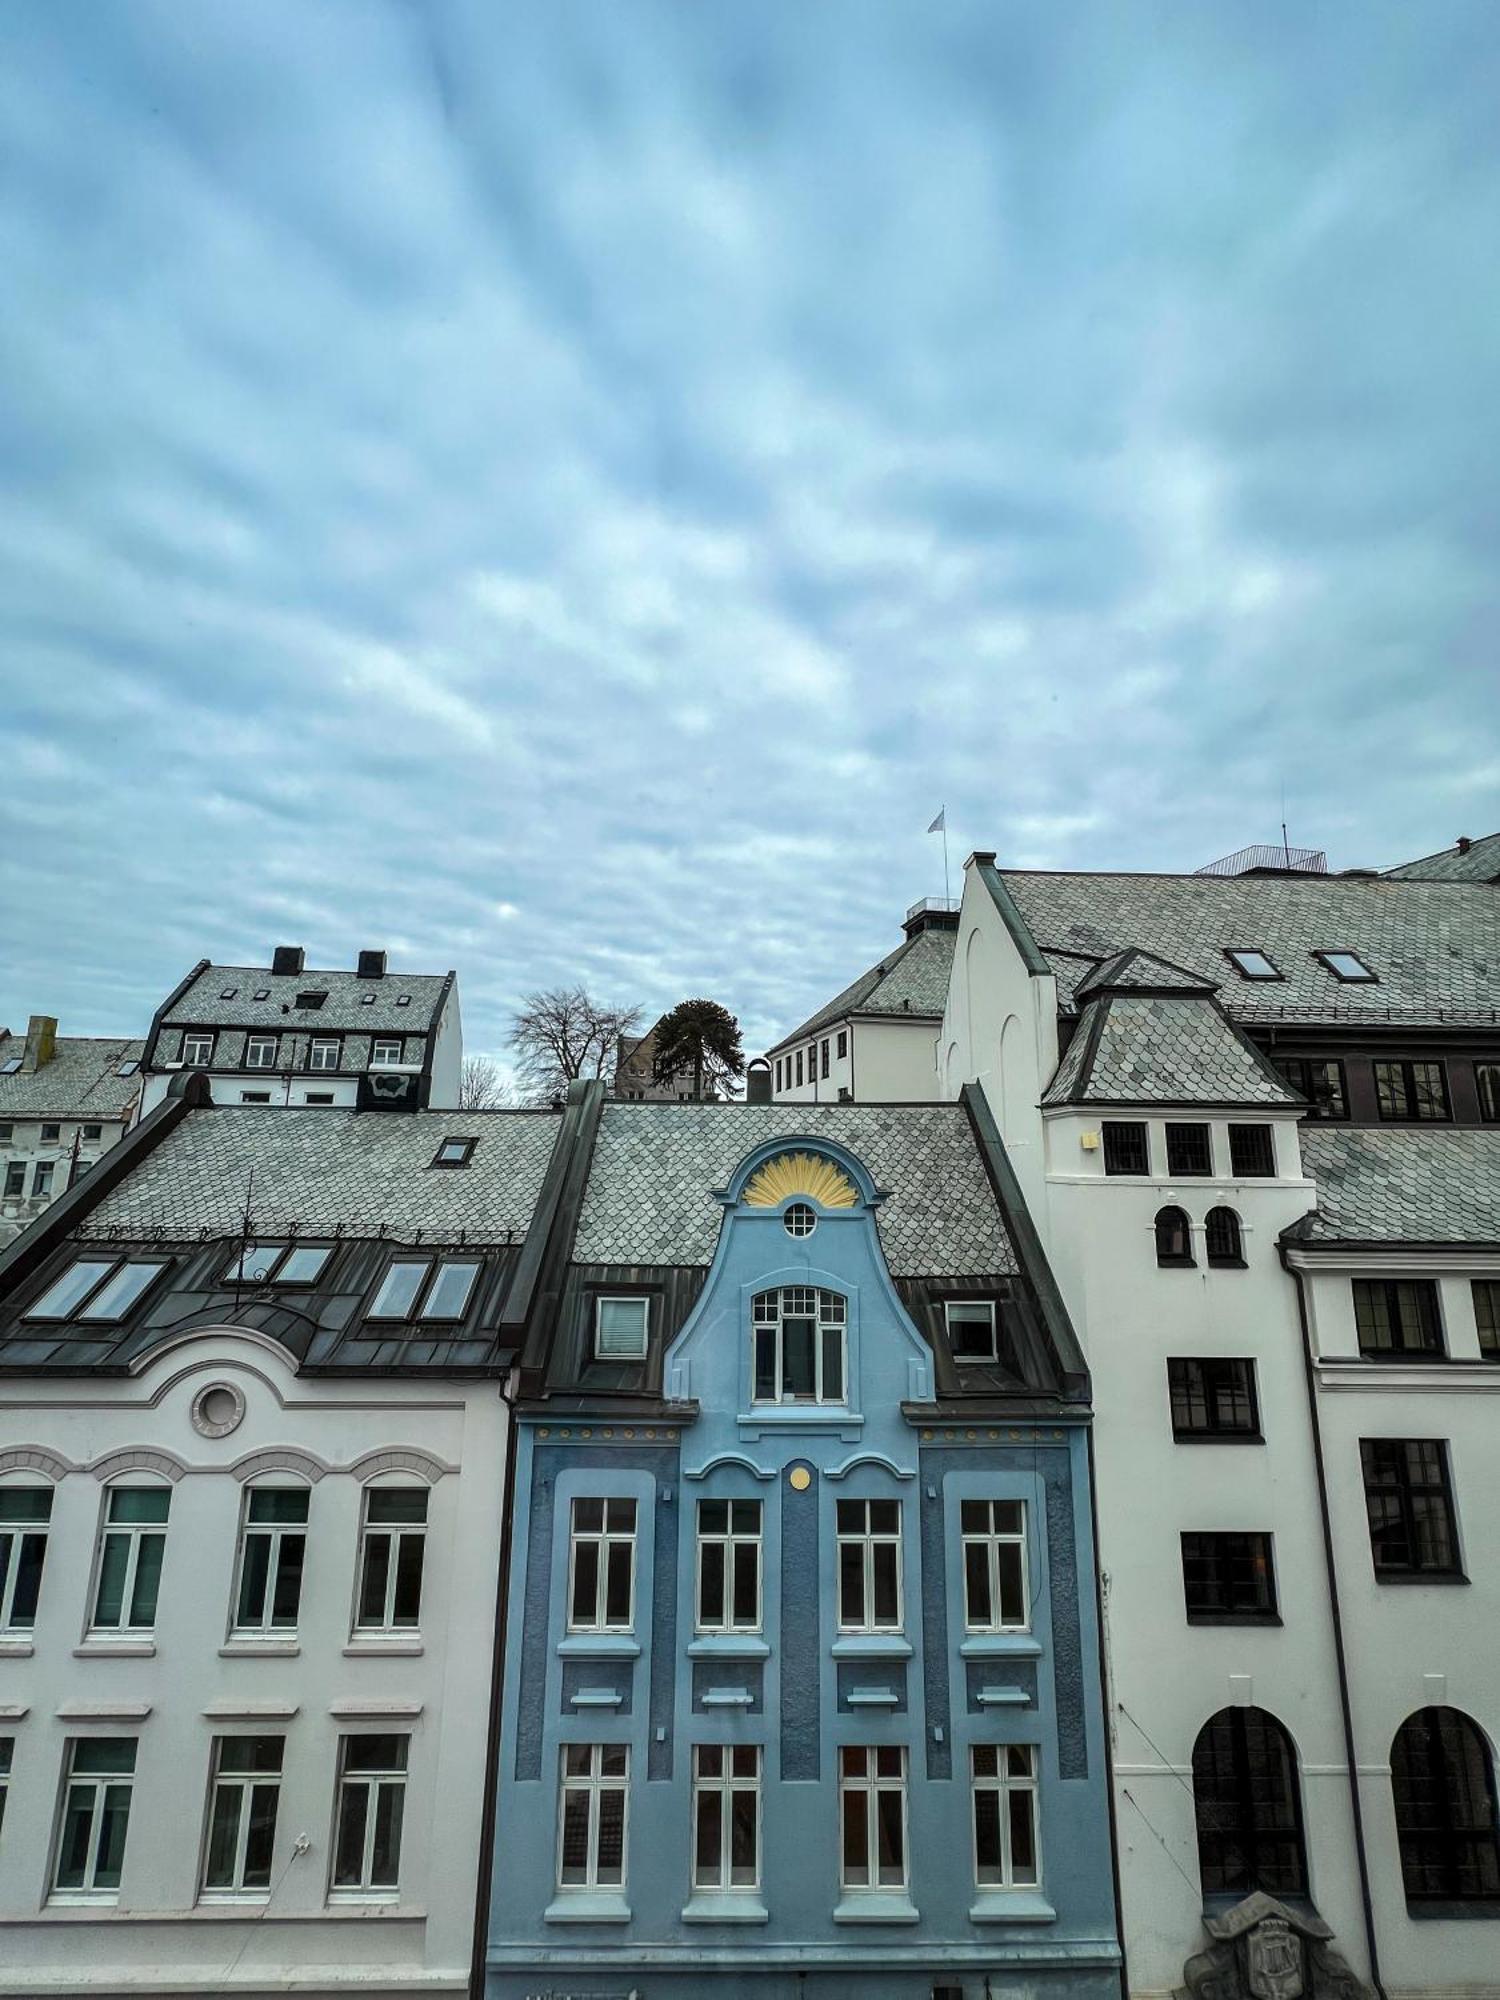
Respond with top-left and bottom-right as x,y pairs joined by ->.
0,1025 -> 143,1247
770,1016 -> 941,1103
0,1326 -> 508,1996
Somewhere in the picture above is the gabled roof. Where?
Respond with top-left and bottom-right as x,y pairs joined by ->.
767,922 -> 955,1052
1290,1127 -> 1500,1247
0,1037 -> 144,1119
1384,830 -> 1500,884
156,962 -> 453,1038
1042,995 -> 1302,1108
1073,948 -> 1217,1000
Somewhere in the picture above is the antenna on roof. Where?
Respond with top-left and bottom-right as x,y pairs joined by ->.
231,1170 -> 255,1302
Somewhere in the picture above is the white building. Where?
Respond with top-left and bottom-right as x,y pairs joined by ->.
0,1018 -> 143,1247
139,948 -> 462,1117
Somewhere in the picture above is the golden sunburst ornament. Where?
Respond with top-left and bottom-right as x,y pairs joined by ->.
742,1151 -> 858,1211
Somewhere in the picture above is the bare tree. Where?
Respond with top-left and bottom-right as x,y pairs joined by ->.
458,1054 -> 514,1111
507,986 -> 642,1105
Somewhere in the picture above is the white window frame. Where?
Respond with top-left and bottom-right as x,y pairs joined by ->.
946,1299 -> 998,1364
353,1486 -> 428,1634
89,1485 -> 170,1635
181,1033 -> 214,1067
50,1738 -> 137,1901
0,1736 -> 11,1834
961,1499 -> 1030,1633
32,1161 -> 53,1198
0,1485 -> 52,1632
370,1038 -> 403,1067
244,1036 -> 278,1071
556,1743 -> 629,1893
567,1498 -> 637,1633
594,1295 -> 649,1361
695,1498 -> 762,1634
751,1286 -> 847,1406
329,1733 -> 408,1900
691,1744 -> 761,1892
200,1735 -> 283,1900
839,1745 -> 907,1890
231,1488 -> 309,1636
971,1742 -> 1041,1889
836,1498 -> 903,1633
308,1038 -> 341,1073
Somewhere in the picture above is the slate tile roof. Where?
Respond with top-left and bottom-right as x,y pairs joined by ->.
1384,830 -> 1500,884
160,964 -> 451,1037
78,1105 -> 561,1245
571,1100 -> 1016,1276
1042,997 -> 1301,1108
0,1038 -> 144,1119
1294,1127 -> 1500,1246
770,924 -> 956,1050
1000,870 -> 1500,1025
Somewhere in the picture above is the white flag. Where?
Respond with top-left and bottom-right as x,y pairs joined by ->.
927,807 -> 946,834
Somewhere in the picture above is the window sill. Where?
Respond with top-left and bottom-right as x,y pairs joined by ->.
680,1894 -> 769,1924
970,1889 -> 1056,1924
974,1686 -> 1032,1708
959,1633 -> 1042,1659
831,1634 -> 913,1661
687,1635 -> 770,1660
1171,1432 -> 1265,1446
1206,1258 -> 1248,1271
544,1892 -> 631,1924
1156,1258 -> 1197,1270
833,1892 -> 920,1925
1406,1898 -> 1500,1921
73,1638 -> 156,1658
327,1890 -> 401,1907
342,1637 -> 424,1657
221,1638 -> 301,1658
738,1412 -> 863,1438
1372,1571 -> 1471,1587
557,1633 -> 641,1659
1184,1613 -> 1283,1627
0,1637 -> 34,1657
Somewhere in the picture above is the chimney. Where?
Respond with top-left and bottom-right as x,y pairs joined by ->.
23,1014 -> 57,1071
745,1058 -> 772,1104
271,945 -> 305,977
356,949 -> 387,981
1457,835 -> 1472,854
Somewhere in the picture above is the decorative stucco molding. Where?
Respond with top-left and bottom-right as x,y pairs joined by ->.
89,1446 -> 188,1484
230,1446 -> 330,1485
347,1446 -> 455,1485
823,1450 -> 916,1482
682,1453 -> 775,1483
0,1446 -> 74,1481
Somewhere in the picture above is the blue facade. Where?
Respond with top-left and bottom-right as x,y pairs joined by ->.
486,1134 -> 1120,1998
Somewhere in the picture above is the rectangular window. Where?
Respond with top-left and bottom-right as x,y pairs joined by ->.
201,1736 -> 283,1897
366,1256 -> 478,1322
837,1030 -> 848,1058
81,1124 -> 102,1142
370,1039 -> 402,1066
961,1499 -> 1028,1631
569,1498 -> 636,1631
25,1257 -> 116,1319
839,1746 -> 906,1890
75,1261 -> 167,1323
0,1737 -> 10,1841
355,1489 -> 427,1631
837,1499 -> 902,1632
1226,949 -> 1281,981
1102,1121 -> 1148,1176
946,1299 -> 998,1364
1228,1124 -> 1276,1176
1353,1279 -> 1444,1359
795,1051 -> 803,1088
1317,949 -> 1376,983
972,1744 -> 1040,1888
0,1486 -> 52,1631
1165,1123 -> 1212,1176
1181,1531 -> 1278,1623
91,1487 -> 170,1632
696,1499 -> 761,1632
182,1033 -> 214,1066
52,1738 -> 136,1898
821,1040 -> 830,1078
1271,1057 -> 1347,1120
1168,1358 -> 1260,1440
595,1296 -> 649,1361
1360,1439 -> 1461,1577
774,1059 -> 782,1092
1474,1280 -> 1500,1359
240,1091 -> 271,1104
331,1734 -> 407,1897
752,1287 -> 846,1405
233,1489 -> 308,1634
0,1124 -> 11,1143
305,1092 -> 334,1105
1374,1060 -> 1450,1123
244,1036 -> 278,1070
1478,1064 -> 1500,1124
33,1161 -> 53,1198
557,1743 -> 628,1892
308,1038 -> 341,1072
41,1123 -> 61,1143
692,1744 -> 760,1892
275,1245 -> 331,1285
3,1162 -> 22,1198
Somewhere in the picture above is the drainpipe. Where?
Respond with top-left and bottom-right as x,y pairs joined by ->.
467,1371 -> 522,2000
1086,1423 -> 1131,2000
1285,1255 -> 1388,2000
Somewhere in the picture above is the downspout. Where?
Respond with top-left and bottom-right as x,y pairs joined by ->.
467,1368 -> 520,2000
1285,1254 -> 1388,2000
1086,1423 -> 1131,2000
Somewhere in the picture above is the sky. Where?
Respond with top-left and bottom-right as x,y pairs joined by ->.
2,1 -> 1498,1066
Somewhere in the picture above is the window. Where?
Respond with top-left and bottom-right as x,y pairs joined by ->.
74,1261 -> 167,1322
296,991 -> 329,1011
1181,1531 -> 1277,1622
0,1057 -> 21,1074
0,1124 -> 10,1144
26,1258 -> 115,1318
837,1498 -> 902,1632
252,988 -> 270,1001
371,1039 -> 403,1066
774,1059 -> 782,1091
0,1486 -> 51,1629
1102,1121 -> 1148,1175
81,1123 -> 101,1142
961,1499 -> 1028,1630
821,1039 -> 830,1079
52,1738 -> 136,1898
1169,1358 -> 1260,1440
395,993 -> 411,1007
305,1092 -> 334,1105
1271,1056 -> 1347,1120
595,1296 -> 649,1360
226,1242 -> 331,1286
558,1743 -> 627,1892
1204,1207 -> 1243,1266
116,1059 -> 139,1077
233,1489 -> 308,1633
972,1744 -> 1039,1888
245,1036 -> 278,1070
1228,1124 -> 1276,1176
220,987 -> 238,1001
946,1299 -> 999,1363
1354,1278 -> 1443,1358
751,1286 -> 846,1404
569,1498 -> 636,1630
0,1737 -> 10,1839
1375,1060 -> 1450,1123
41,1122 -> 61,1143
795,1050 -> 803,1088
1478,1064 -> 1500,1124
692,1745 -> 759,1893
431,1136 -> 476,1168
1154,1206 -> 1193,1266
332,1734 -> 407,1896
1166,1124 -> 1212,1176
696,1499 -> 761,1632
1225,949 -> 1281,981
840,1746 -> 906,1890
783,1201 -> 816,1239
837,1030 -> 848,1058
201,1736 -> 282,1897
278,1245 -> 331,1284
1315,949 -> 1376,983
1192,1708 -> 1306,1897
32,1161 -> 53,1198
1474,1281 -> 1500,1359
308,1038 -> 340,1072
1360,1439 -> 1461,1577
182,1033 -> 214,1066
355,1488 -> 427,1630
1391,1708 -> 1500,1904
91,1487 -> 170,1632
3,1162 -> 24,1198
366,1256 -> 480,1322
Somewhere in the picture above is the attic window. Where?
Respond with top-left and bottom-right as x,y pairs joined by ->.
25,1256 -> 168,1324
366,1255 -> 481,1322
115,1061 -> 139,1077
0,1058 -> 21,1074
595,1295 -> 649,1360
396,994 -> 412,1007
253,988 -> 270,1001
946,1299 -> 998,1364
220,987 -> 238,1000
295,990 -> 329,1010
1315,950 -> 1376,983
431,1136 -> 477,1168
360,993 -> 376,1005
224,1242 -> 333,1286
783,1203 -> 817,1239
1226,949 -> 1281,981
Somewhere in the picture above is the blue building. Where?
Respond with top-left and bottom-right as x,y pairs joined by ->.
485,1084 -> 1122,1999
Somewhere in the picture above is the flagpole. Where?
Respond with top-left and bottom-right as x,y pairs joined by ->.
942,813 -> 950,906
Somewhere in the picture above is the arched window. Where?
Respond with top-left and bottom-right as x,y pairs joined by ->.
1192,1707 -> 1307,1897
1155,1206 -> 1194,1266
1391,1708 -> 1500,1903
751,1287 -> 846,1405
1205,1208 -> 1244,1266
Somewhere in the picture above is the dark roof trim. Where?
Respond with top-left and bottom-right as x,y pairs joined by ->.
507,1077 -> 607,1383
1280,1226 -> 1500,1255
1074,948 -> 1217,999
1050,995 -> 1111,1107
143,958 -> 211,1071
418,972 -> 456,1103
971,854 -> 1051,978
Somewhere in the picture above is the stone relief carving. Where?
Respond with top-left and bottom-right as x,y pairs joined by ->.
1181,1892 -> 1370,2000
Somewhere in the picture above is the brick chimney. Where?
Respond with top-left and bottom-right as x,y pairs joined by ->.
1457,835 -> 1472,854
23,1015 -> 57,1070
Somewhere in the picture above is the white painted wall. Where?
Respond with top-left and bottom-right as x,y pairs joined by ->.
426,985 -> 462,1112
771,1016 -> 940,1103
0,1118 -> 133,1246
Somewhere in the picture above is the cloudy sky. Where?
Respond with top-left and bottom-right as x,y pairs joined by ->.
2,2 -> 1497,1064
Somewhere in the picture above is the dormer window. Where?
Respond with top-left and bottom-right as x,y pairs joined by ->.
946,1299 -> 998,1363
371,1039 -> 403,1067
245,1035 -> 278,1071
431,1137 -> 476,1168
296,990 -> 329,1010
751,1287 -> 845,1404
595,1296 -> 649,1360
182,1033 -> 214,1067
366,1256 -> 481,1323
1315,949 -> 1376,983
308,1038 -> 340,1072
1226,949 -> 1281,981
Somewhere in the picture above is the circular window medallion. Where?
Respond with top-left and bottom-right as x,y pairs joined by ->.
788,1464 -> 813,1492
191,1381 -> 245,1439
783,1202 -> 817,1239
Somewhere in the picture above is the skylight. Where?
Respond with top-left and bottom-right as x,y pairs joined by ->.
224,1242 -> 333,1286
295,990 -> 329,1010
253,988 -> 270,1001
1,1057 -> 22,1074
432,1136 -> 477,1168
360,993 -> 376,1005
1225,949 -> 1281,981
25,1256 -> 168,1323
1316,949 -> 1377,983
116,1060 -> 139,1077
396,994 -> 412,1007
220,987 -> 238,1000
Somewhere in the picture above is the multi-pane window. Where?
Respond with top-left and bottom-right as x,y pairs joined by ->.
1228,1124 -> 1276,1177
696,1500 -> 760,1632
82,1124 -> 102,1142
244,1036 -> 278,1070
1181,1531 -> 1277,1622
752,1287 -> 846,1404
332,1734 -> 407,1897
32,1162 -> 53,1197
821,1040 -> 830,1079
1478,1064 -> 1500,1125
226,1242 -> 332,1285
1272,1056 -> 1347,1120
972,1744 -> 1040,1888
233,1489 -> 308,1634
946,1299 -> 998,1362
308,1038 -> 341,1072
1165,1123 -> 1212,1176
41,1123 -> 61,1143
594,1296 -> 649,1360
201,1736 -> 283,1897
182,1033 -> 214,1066
3,1163 -> 22,1197
0,1738 -> 10,1840
355,1489 -> 427,1631
1353,1279 -> 1443,1358
91,1487 -> 170,1632
692,1745 -> 759,1893
1154,1206 -> 1193,1265
1204,1207 -> 1243,1266
1169,1359 -> 1260,1440
1192,1707 -> 1306,1897
370,1039 -> 403,1066
557,1744 -> 628,1892
0,1486 -> 51,1630
1102,1121 -> 1148,1176
25,1256 -> 168,1323
1475,1281 -> 1500,1359
783,1202 -> 816,1239
569,1499 -> 636,1631
1391,1707 -> 1500,1903
795,1051 -> 803,1088
836,1499 -> 902,1632
1360,1440 -> 1461,1577
1375,1060 -> 1450,1122
837,1030 -> 848,1058
366,1256 -> 481,1322
961,1500 -> 1028,1631
840,1746 -> 906,1891
52,1738 -> 136,1897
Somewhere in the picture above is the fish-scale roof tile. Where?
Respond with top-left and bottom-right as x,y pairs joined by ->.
0,1039 -> 145,1119
162,965 -> 451,1035
1384,831 -> 1500,883
772,925 -> 955,1049
1297,1127 -> 1500,1245
1042,996 -> 1299,1107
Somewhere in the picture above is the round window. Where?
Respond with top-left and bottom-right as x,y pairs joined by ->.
783,1202 -> 817,1239
191,1381 -> 246,1438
